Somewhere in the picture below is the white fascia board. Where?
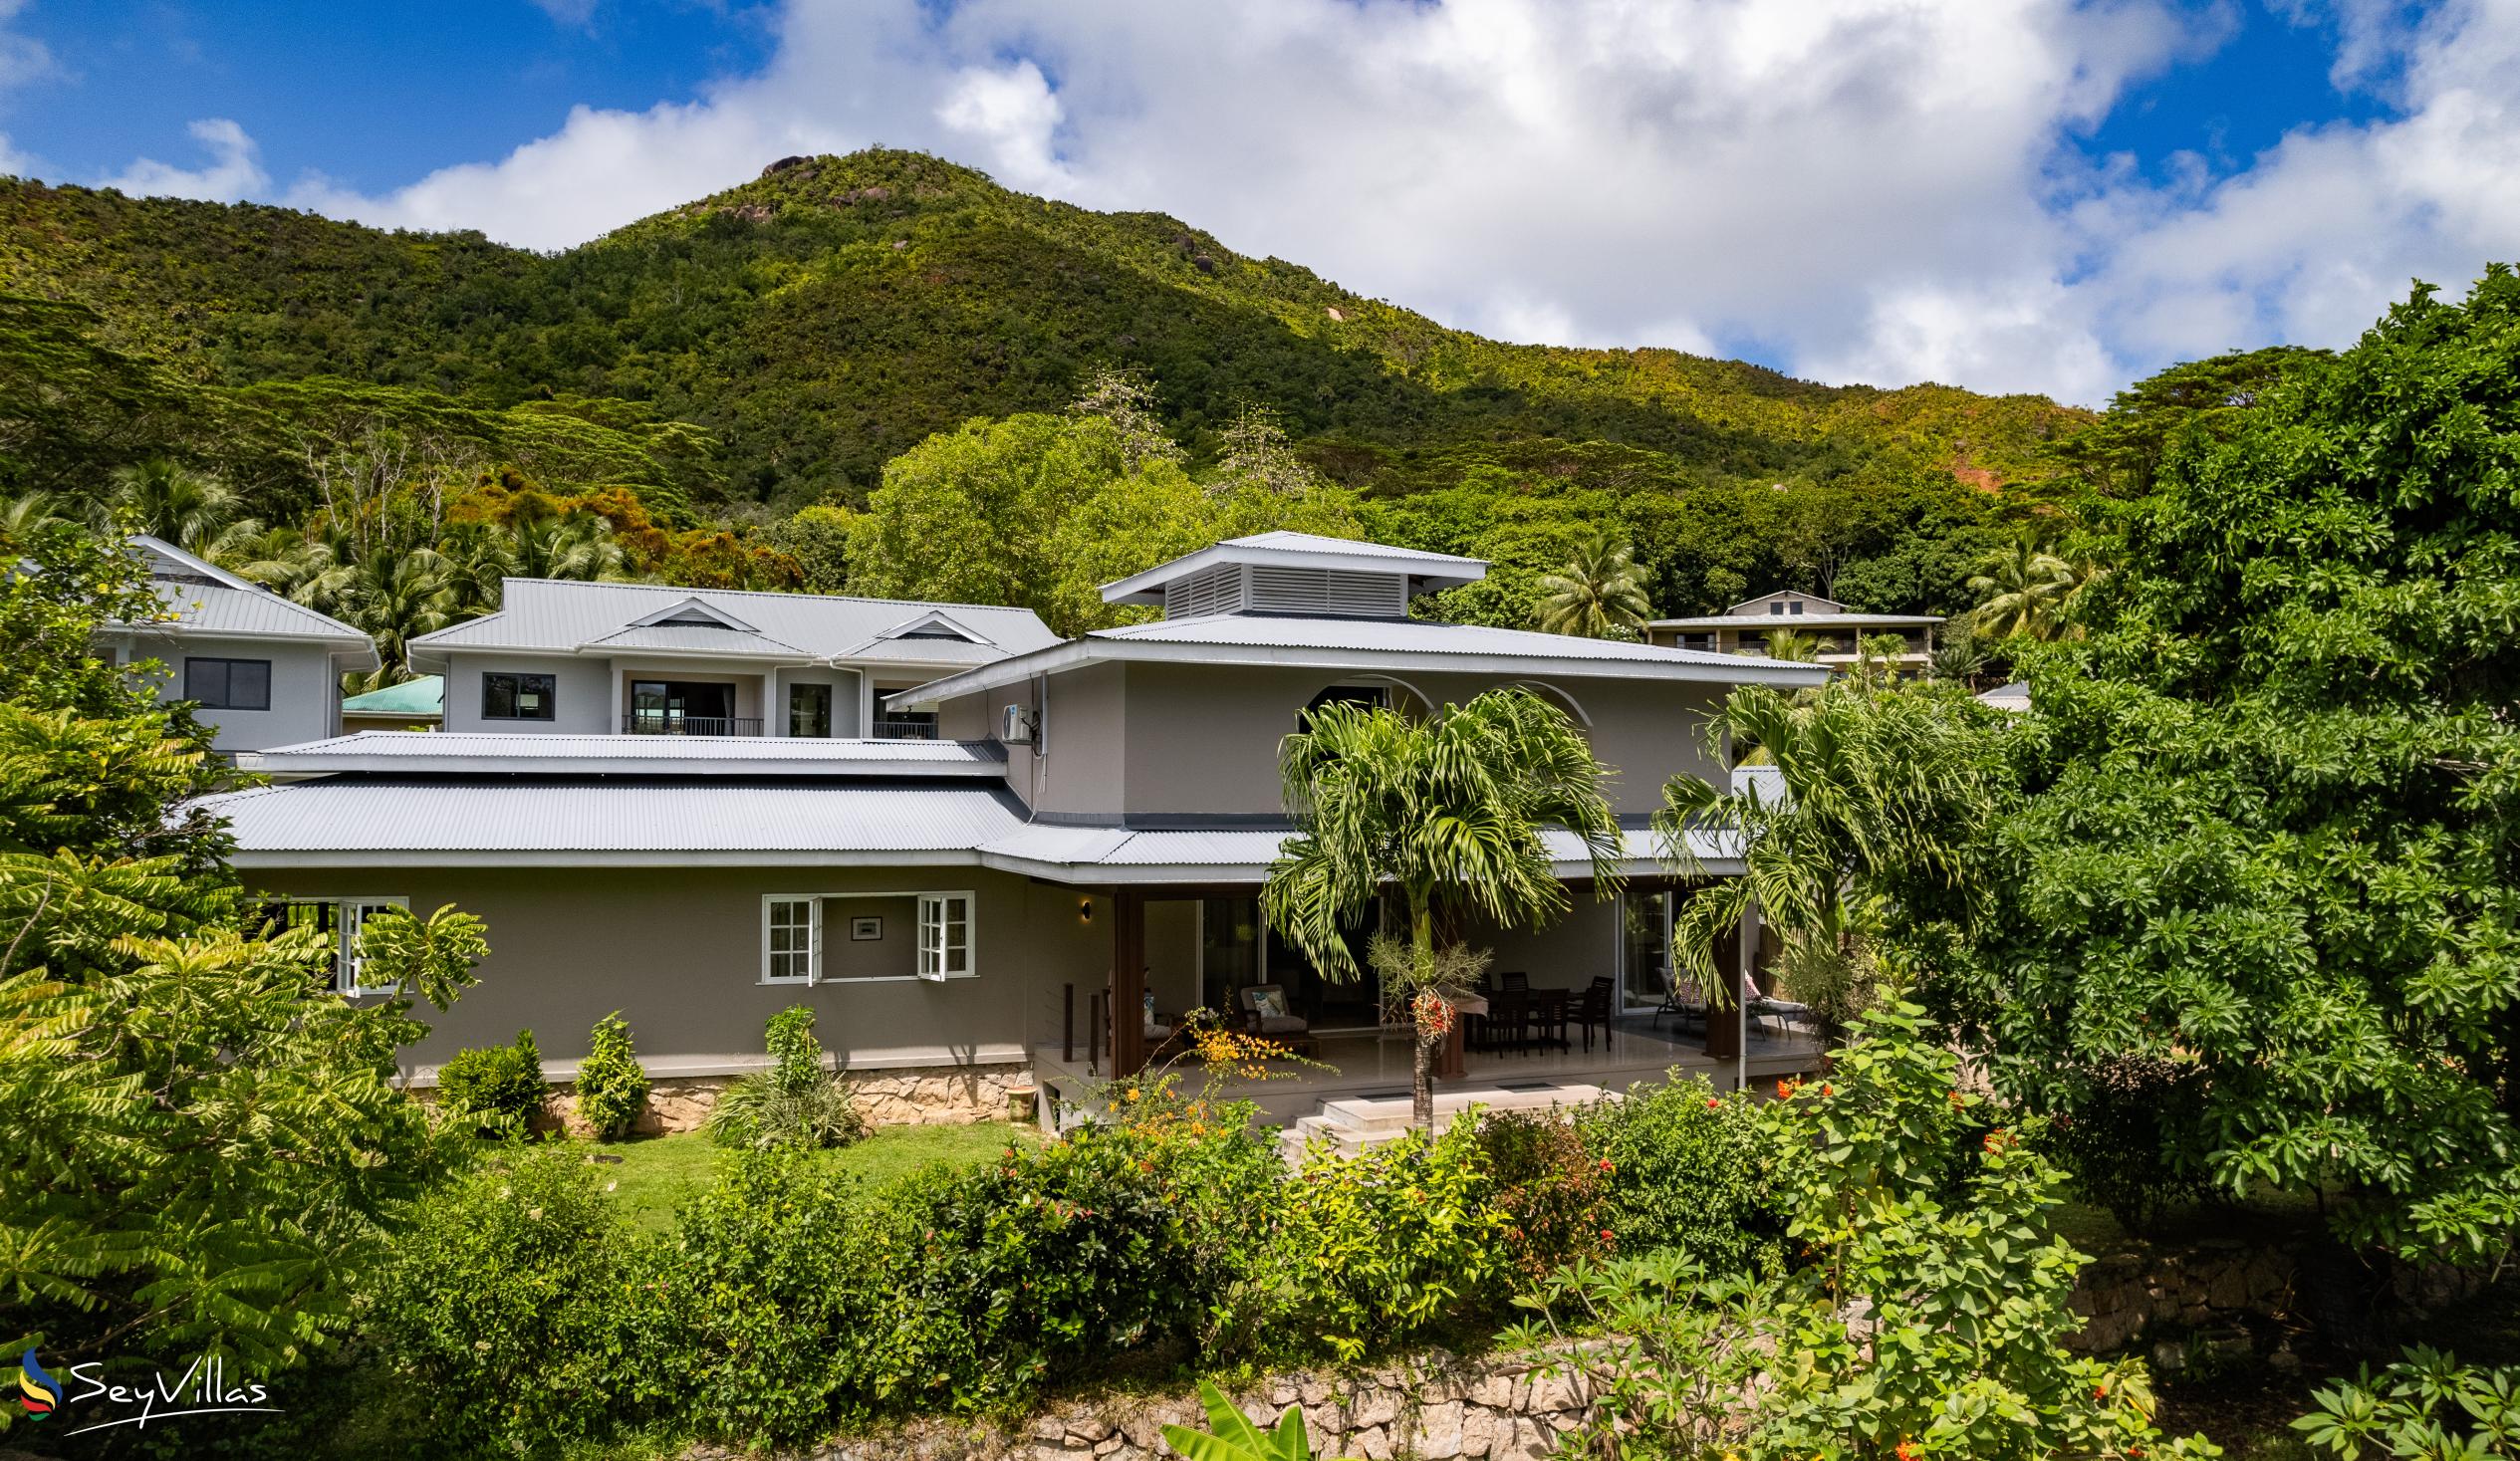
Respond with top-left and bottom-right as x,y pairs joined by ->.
114,618 -> 376,651
884,637 -> 1831,709
626,596 -> 759,632
226,846 -> 1727,879
1645,614 -> 1944,629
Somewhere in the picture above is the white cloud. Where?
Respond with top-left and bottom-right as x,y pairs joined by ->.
86,0 -> 2520,402
103,117 -> 269,202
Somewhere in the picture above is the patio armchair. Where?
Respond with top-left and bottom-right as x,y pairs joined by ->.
1746,972 -> 1817,1034
1651,976 -> 1708,1030
1234,984 -> 1314,1052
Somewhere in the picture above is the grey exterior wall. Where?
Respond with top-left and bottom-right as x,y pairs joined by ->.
966,662 -> 1727,822
440,652 -> 615,734
114,632 -> 343,752
777,666 -> 864,736
253,864 -> 1123,1078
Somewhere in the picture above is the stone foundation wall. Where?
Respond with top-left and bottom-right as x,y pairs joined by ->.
689,1348 -> 1605,1461
541,1063 -> 1034,1137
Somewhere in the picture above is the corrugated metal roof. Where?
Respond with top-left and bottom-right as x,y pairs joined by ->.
412,579 -> 1059,662
236,732 -> 1007,779
202,779 -> 1031,856
341,676 -> 443,715
1101,531 -> 1487,605
1095,613 -> 1785,666
1225,531 -> 1486,568
1647,612 -> 1943,630
121,538 -> 375,650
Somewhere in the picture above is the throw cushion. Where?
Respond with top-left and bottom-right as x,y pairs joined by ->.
1250,987 -> 1290,1020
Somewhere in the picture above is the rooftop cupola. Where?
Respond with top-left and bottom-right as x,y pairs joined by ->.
1099,531 -> 1486,620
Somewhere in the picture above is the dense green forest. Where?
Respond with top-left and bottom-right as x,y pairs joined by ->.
0,145 -> 2305,662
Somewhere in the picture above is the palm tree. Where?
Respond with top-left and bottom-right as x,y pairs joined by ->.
344,549 -> 455,687
511,513 -> 628,584
1757,626 -> 1836,663
1966,538 -> 2077,640
1535,530 -> 1652,639
1265,688 -> 1625,1126
104,459 -> 241,552
0,492 -> 71,538
1654,683 -> 1999,1042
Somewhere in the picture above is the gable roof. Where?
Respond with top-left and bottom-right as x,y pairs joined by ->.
406,578 -> 1060,670
235,731 -> 1007,779
119,537 -> 379,663
1100,531 -> 1487,606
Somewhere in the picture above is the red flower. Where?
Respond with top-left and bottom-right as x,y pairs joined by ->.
1896,1441 -> 1922,1461
1705,1097 -> 1722,1109
1599,1228 -> 1614,1242
2094,1381 -> 2109,1399
1820,1084 -> 1833,1097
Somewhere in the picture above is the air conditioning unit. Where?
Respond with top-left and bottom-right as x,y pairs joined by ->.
1000,703 -> 1036,744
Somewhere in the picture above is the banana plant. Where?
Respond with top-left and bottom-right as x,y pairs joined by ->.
1160,1379 -> 1356,1461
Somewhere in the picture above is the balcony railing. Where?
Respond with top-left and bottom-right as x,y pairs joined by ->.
622,714 -> 763,737
872,717 -> 940,740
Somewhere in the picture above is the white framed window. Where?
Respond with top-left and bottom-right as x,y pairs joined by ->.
762,895 -> 822,985
257,896 -> 408,994
916,891 -> 974,981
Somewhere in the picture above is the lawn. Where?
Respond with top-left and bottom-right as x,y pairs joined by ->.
585,1120 -> 1042,1230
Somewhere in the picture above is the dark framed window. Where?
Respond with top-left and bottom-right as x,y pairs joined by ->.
789,682 -> 833,739
185,656 -> 271,711
482,671 -> 556,721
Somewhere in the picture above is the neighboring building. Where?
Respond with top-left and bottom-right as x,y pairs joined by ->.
405,577 -> 1061,740
100,536 -> 378,753
1978,680 -> 2032,714
1644,591 -> 1941,675
341,675 -> 444,733
203,533 -> 1833,1127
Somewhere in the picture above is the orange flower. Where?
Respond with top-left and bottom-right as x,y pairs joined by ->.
1896,1441 -> 1922,1461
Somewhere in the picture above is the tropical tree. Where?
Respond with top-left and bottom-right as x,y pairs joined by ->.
1757,626 -> 1834,663
1657,682 -> 2001,1037
1534,529 -> 1652,639
343,548 -> 457,687
100,457 -> 241,552
510,512 -> 627,584
1922,267 -> 2520,1264
1265,689 -> 1625,1126
1965,537 -> 2077,640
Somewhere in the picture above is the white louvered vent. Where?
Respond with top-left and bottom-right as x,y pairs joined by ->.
1164,564 -> 1246,618
1246,567 -> 1407,618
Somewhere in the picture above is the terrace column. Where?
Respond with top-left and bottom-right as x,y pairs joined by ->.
1703,915 -> 1744,1064
1111,888 -> 1147,1078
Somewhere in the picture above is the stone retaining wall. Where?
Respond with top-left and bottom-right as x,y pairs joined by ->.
690,1348 -> 1603,1461
2067,1234 -> 2486,1365
542,1064 -> 1034,1136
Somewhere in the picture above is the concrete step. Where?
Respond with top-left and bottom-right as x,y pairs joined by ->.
1277,1083 -> 1616,1165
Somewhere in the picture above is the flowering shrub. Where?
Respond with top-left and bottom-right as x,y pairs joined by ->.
1255,1115 -> 1510,1360
1575,1074 -> 1781,1275
1476,1110 -> 1615,1284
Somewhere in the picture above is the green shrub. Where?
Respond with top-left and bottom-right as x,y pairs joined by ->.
1257,1115 -> 1509,1361
361,1145 -> 647,1457
2293,1346 -> 2520,1458
573,1011 -> 649,1140
886,1113 -> 1265,1407
436,1029 -> 547,1134
1477,1110 -> 1614,1285
630,1148 -> 905,1442
2047,1053 -> 2213,1231
1576,1073 -> 1780,1275
707,1005 -> 866,1149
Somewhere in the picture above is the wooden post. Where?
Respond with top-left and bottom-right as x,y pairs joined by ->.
1062,982 -> 1075,1063
1111,888 -> 1148,1078
1437,1018 -> 1466,1080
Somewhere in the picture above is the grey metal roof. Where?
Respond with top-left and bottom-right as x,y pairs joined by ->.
1100,531 -> 1486,604
203,779 -> 1032,864
234,732 -> 1008,780
576,623 -> 815,657
205,771 -> 1741,876
408,578 -> 1059,667
120,537 -> 378,659
891,610 -> 1831,707
1647,611 -> 1943,630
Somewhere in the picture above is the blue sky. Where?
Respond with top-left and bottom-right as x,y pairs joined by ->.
0,1 -> 2510,404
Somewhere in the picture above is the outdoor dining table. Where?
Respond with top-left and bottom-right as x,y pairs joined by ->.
1466,987 -> 1572,1054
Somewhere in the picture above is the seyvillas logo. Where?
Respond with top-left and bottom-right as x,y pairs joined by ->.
17,1348 -> 61,1419
10,1350 -> 282,1436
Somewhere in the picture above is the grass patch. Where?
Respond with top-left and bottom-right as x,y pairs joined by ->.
583,1121 -> 1042,1231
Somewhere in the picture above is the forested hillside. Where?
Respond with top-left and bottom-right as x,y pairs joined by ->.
0,145 -> 2138,662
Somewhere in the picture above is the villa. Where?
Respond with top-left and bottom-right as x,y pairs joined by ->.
1645,590 -> 1941,676
195,533 -> 1830,1130
103,535 -> 378,752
